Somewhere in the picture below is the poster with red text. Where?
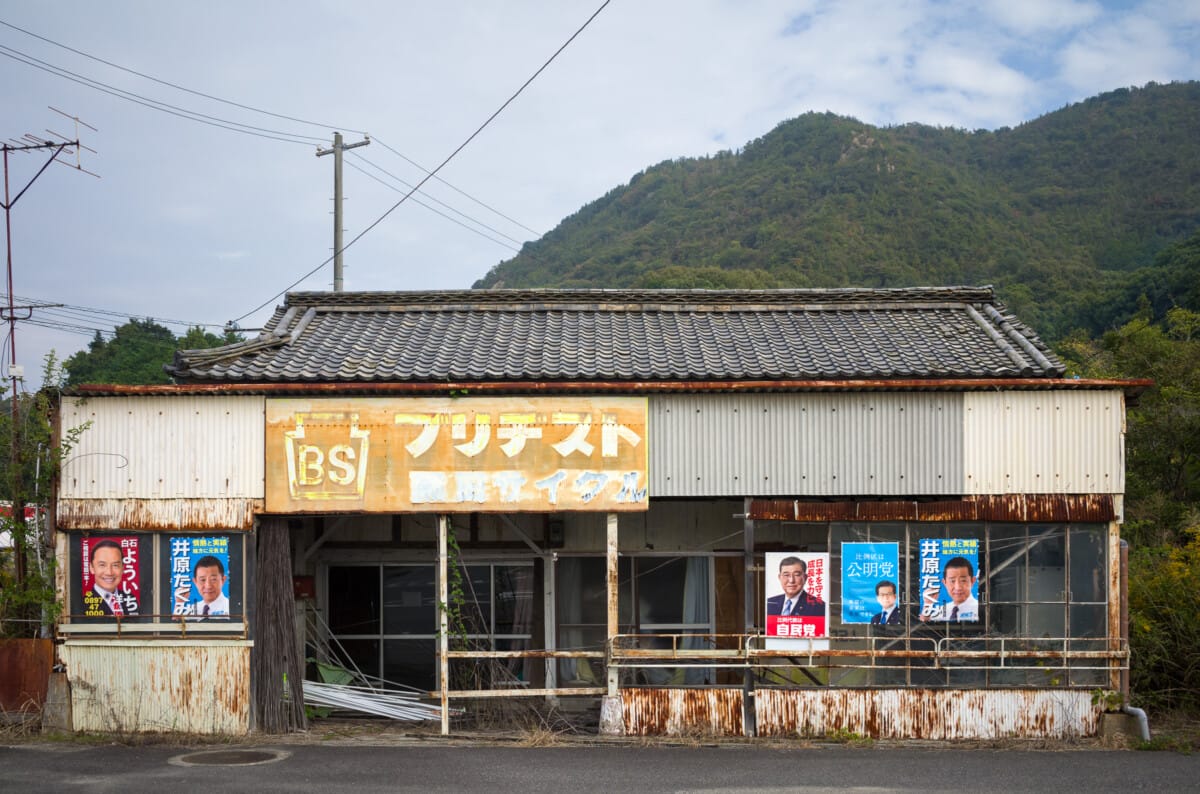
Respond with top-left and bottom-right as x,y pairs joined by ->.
765,551 -> 829,648
79,535 -> 143,618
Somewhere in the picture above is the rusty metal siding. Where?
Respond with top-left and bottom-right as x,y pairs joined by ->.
754,689 -> 1099,739
650,393 -> 963,497
60,640 -> 251,734
59,396 -> 265,499
622,688 -> 744,736
963,391 -> 1124,495
0,638 -> 53,711
56,498 -> 262,530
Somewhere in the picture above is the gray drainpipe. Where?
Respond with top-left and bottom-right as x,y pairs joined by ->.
1119,540 -> 1151,742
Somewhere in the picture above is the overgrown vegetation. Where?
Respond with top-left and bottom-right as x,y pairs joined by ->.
1059,231 -> 1200,715
0,355 -> 90,638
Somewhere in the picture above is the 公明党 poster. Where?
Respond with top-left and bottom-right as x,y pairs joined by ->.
841,542 -> 900,625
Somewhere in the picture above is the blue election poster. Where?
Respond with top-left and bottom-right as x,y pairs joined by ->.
919,538 -> 980,622
841,543 -> 900,624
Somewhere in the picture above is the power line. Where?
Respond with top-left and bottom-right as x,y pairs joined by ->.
0,18 -> 364,136
232,0 -> 612,323
0,18 -> 542,237
345,159 -> 522,253
0,45 -> 321,146
0,292 -> 224,330
349,153 -> 526,248
371,137 -> 542,237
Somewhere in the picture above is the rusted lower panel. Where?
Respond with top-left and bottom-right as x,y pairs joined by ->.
0,638 -> 53,711
622,688 -> 744,736
61,641 -> 251,734
750,495 -> 1115,524
56,498 -> 262,530
755,689 -> 1099,739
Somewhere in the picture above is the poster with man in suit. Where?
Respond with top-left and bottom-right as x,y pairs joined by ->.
765,551 -> 828,645
80,536 -> 142,617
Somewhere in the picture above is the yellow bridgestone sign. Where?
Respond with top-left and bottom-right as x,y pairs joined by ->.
265,396 -> 649,513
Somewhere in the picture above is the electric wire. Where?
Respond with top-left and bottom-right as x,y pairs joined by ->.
0,18 -> 542,236
347,156 -> 524,250
0,18 -> 364,136
0,45 -> 321,145
231,0 -> 612,323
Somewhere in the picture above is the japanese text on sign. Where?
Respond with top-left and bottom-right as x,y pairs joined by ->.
267,397 -> 649,513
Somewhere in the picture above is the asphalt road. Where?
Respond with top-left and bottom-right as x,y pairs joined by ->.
2,742 -> 1198,793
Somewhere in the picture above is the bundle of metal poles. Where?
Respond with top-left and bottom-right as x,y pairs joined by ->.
302,680 -> 445,721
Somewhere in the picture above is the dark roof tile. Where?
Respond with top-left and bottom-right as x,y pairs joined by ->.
167,287 -> 1065,384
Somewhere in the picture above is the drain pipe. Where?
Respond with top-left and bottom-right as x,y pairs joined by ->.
1119,540 -> 1151,742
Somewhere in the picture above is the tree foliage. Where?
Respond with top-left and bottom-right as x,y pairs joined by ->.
63,318 -> 240,387
0,355 -> 89,637
476,82 -> 1200,342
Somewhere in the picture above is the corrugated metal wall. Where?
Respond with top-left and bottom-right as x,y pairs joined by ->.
650,393 -> 964,497
754,688 -> 1100,739
59,396 -> 265,499
962,391 -> 1125,494
61,640 -> 251,734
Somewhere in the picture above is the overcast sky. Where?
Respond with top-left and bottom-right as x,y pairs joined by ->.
2,1 -> 1198,389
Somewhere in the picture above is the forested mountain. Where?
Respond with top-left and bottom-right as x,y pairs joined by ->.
476,81 -> 1200,340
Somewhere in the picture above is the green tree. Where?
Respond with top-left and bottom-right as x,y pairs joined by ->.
1061,308 -> 1200,547
63,319 -> 241,387
0,355 -> 89,637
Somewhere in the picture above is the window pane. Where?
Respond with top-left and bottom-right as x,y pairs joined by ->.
637,557 -> 709,625
494,565 -> 534,634
328,566 -> 379,634
557,557 -> 633,626
331,638 -> 380,681
457,565 -> 492,636
383,638 -> 435,692
987,525 -> 1027,603
383,566 -> 435,635
1070,603 -> 1108,638
1069,527 -> 1107,602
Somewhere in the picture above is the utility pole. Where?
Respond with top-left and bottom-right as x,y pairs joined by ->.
316,132 -> 369,292
2,109 -> 95,588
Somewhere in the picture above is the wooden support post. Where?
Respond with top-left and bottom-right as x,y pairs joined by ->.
599,512 -> 623,734
438,513 -> 450,736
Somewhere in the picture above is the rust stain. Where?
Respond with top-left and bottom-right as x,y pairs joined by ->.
755,689 -> 1100,739
70,377 -> 1154,398
857,501 -> 917,521
62,642 -> 250,734
56,498 -> 261,530
915,500 -> 981,521
622,688 -> 744,737
0,639 -> 53,712
748,495 -> 1115,523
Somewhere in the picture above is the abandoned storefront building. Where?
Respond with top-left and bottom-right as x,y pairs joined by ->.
53,287 -> 1146,738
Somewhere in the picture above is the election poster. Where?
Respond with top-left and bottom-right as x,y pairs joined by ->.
841,542 -> 901,625
79,535 -> 143,618
168,535 -> 237,620
919,537 -> 981,622
765,551 -> 829,649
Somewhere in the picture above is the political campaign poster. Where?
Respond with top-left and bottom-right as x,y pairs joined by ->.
919,537 -> 981,622
841,542 -> 901,625
79,535 -> 144,618
168,535 -> 235,620
765,551 -> 829,648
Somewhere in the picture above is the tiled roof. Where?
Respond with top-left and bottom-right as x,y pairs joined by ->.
166,287 -> 1066,384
